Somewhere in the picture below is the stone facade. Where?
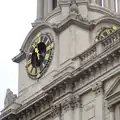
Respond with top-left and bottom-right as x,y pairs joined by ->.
1,0 -> 120,120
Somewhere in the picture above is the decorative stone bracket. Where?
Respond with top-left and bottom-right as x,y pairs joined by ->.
73,95 -> 81,109
61,98 -> 74,113
51,104 -> 61,118
92,81 -> 103,96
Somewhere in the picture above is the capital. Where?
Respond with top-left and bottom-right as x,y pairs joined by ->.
92,81 -> 103,96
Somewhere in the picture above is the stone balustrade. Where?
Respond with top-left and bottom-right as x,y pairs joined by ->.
74,28 -> 120,65
102,28 -> 120,50
80,46 -> 97,64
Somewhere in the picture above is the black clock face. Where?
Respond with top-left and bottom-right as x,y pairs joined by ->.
26,32 -> 54,79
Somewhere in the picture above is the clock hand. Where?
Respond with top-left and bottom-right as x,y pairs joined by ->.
35,47 -> 40,60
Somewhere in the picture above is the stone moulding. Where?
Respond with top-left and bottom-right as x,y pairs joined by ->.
105,77 -> 120,107
12,16 -> 120,63
5,28 -> 120,120
9,28 -> 120,115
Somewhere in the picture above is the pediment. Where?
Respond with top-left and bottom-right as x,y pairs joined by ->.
105,77 -> 120,99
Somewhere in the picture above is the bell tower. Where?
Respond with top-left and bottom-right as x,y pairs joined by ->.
1,0 -> 120,120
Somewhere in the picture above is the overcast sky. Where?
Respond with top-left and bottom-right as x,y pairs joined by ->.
0,0 -> 36,112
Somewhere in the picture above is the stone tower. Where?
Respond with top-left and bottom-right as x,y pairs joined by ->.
0,0 -> 120,120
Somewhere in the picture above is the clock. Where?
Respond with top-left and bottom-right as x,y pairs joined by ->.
25,32 -> 54,79
96,26 -> 118,41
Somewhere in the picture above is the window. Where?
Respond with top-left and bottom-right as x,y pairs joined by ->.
53,0 -> 57,10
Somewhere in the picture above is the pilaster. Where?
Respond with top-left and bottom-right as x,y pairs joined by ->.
108,106 -> 115,120
104,0 -> 109,8
57,0 -> 61,5
62,98 -> 74,120
44,0 -> 48,18
92,81 -> 104,120
118,0 -> 120,13
73,95 -> 82,120
37,0 -> 44,20
51,105 -> 61,120
109,0 -> 116,12
48,0 -> 53,14
96,0 -> 102,6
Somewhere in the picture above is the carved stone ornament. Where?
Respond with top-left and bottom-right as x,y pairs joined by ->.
62,98 -> 74,113
108,105 -> 115,112
4,89 -> 17,108
92,81 -> 103,96
73,95 -> 81,109
51,105 -> 61,118
69,0 -> 79,15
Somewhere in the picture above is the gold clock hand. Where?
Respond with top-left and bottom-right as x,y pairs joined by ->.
35,48 -> 40,60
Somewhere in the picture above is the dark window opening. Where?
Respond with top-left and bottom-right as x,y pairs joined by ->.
53,0 -> 57,10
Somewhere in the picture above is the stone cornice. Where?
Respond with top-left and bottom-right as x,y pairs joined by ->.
12,28 -> 120,116
105,77 -> 120,97
106,91 -> 120,108
42,65 -> 74,92
92,16 -> 120,26
72,29 -> 120,76
16,92 -> 47,113
88,3 -> 115,17
0,109 -> 16,120
13,18 -> 120,63
105,77 -> 120,107
7,28 -> 120,120
12,52 -> 25,63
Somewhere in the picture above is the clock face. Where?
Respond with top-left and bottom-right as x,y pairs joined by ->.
26,32 -> 54,79
96,26 -> 117,41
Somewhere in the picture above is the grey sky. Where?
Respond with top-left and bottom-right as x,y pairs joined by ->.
0,0 -> 36,112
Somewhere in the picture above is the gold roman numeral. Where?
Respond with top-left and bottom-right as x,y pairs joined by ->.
27,64 -> 33,73
45,54 -> 50,60
27,59 -> 31,65
45,38 -> 49,45
46,42 -> 54,51
31,68 -> 36,75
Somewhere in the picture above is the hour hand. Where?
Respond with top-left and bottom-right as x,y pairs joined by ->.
35,48 -> 40,60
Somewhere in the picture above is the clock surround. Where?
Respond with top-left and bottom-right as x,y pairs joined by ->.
25,32 -> 54,80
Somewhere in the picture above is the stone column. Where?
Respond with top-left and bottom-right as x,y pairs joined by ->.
92,81 -> 104,120
104,0 -> 109,8
118,0 -> 120,13
57,0 -> 61,5
37,0 -> 44,20
73,96 -> 82,120
91,0 -> 97,4
96,0 -> 102,6
62,98 -> 73,120
44,0 -> 48,17
109,0 -> 116,12
48,0 -> 53,14
109,106 -> 115,120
